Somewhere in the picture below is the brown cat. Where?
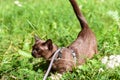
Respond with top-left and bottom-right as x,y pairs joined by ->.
32,0 -> 98,73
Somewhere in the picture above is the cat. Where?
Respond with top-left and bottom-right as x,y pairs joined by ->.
32,0 -> 98,73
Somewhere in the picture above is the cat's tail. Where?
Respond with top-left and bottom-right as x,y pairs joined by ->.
69,0 -> 89,29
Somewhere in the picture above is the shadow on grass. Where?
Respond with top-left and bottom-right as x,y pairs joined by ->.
33,61 -> 50,72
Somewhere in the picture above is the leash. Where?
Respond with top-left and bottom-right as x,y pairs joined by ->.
43,48 -> 61,80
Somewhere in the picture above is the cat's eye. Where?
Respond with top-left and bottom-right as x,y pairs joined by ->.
36,48 -> 40,51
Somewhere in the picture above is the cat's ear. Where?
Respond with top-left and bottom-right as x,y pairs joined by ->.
44,39 -> 53,50
34,35 -> 41,42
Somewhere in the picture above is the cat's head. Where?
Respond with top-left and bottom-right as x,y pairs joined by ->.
32,36 -> 55,59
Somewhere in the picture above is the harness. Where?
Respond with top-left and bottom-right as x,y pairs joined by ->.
43,48 -> 76,80
56,47 -> 76,63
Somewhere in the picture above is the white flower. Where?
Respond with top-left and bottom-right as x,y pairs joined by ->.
99,68 -> 104,73
107,10 -> 119,22
109,55 -> 116,60
100,0 -> 104,2
114,62 -> 120,67
14,0 -> 22,7
116,55 -> 120,63
107,60 -> 115,68
101,56 -> 108,64
101,55 -> 120,69
50,73 -> 62,80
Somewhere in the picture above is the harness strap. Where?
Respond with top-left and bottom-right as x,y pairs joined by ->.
43,48 -> 77,80
71,50 -> 77,64
43,48 -> 62,80
57,47 -> 77,63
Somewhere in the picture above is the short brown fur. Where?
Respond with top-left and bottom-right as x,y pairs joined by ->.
32,0 -> 98,74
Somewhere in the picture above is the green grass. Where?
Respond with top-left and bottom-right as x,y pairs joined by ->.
0,0 -> 120,80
